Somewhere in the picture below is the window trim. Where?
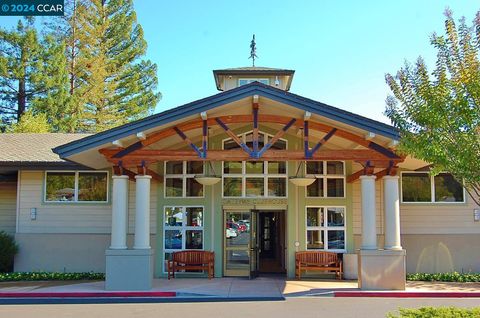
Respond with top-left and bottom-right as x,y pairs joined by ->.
400,171 -> 466,204
305,161 -> 346,198
238,78 -> 270,86
305,205 -> 346,252
44,170 -> 109,203
164,161 -> 205,198
163,205 -> 205,273
221,162 -> 288,198
221,131 -> 288,198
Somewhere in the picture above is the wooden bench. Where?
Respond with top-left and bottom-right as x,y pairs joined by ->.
167,250 -> 215,280
295,251 -> 343,280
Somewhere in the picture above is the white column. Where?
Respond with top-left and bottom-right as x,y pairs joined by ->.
134,175 -> 152,249
111,175 -> 129,249
383,176 -> 402,250
360,175 -> 377,250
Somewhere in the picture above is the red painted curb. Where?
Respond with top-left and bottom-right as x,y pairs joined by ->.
334,291 -> 480,298
0,291 -> 176,298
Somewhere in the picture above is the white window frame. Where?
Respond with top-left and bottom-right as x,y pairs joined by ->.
164,161 -> 205,198
163,205 -> 205,273
400,171 -> 466,204
221,131 -> 288,198
305,161 -> 346,198
238,78 -> 270,86
44,170 -> 109,203
305,206 -> 346,252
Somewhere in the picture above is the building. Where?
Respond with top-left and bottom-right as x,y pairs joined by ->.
0,66 -> 478,290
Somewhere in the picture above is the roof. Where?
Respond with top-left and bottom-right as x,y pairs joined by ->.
0,133 -> 91,169
53,81 -> 399,159
213,66 -> 295,74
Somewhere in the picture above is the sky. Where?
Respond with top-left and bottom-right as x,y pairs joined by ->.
1,1 -> 480,124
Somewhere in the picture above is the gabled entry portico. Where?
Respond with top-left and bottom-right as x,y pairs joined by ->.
54,67 -> 407,291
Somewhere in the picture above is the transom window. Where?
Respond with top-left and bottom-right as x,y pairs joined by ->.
164,161 -> 204,198
238,78 -> 269,86
223,161 -> 287,197
306,206 -> 346,251
45,171 -> 109,202
222,131 -> 288,198
305,161 -> 345,198
401,172 -> 465,203
163,206 -> 204,272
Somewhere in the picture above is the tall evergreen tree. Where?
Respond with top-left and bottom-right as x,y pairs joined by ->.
61,0 -> 160,132
0,19 -> 43,127
0,18 -> 72,132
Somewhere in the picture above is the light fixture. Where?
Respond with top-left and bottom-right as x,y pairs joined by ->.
289,161 -> 316,186
195,161 -> 221,186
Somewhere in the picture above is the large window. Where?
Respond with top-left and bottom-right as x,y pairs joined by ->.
222,131 -> 287,198
164,161 -> 204,198
305,161 -> 345,198
401,172 -> 464,203
163,206 -> 204,272
45,171 -> 108,202
306,206 -> 345,251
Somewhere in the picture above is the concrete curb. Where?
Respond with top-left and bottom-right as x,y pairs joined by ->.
0,291 -> 176,298
334,291 -> 480,298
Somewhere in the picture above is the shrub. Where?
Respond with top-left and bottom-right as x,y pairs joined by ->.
0,272 -> 105,281
387,307 -> 480,318
407,272 -> 480,282
0,231 -> 18,272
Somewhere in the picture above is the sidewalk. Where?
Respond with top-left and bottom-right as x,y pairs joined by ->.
0,278 -> 479,302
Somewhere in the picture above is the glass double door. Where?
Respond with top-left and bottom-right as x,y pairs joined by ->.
224,210 -> 258,278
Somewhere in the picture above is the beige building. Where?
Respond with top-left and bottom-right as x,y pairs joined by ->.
0,66 -> 478,290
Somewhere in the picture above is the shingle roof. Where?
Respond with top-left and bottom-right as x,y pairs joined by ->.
0,133 -> 90,165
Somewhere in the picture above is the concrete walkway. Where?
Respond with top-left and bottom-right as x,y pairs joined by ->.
0,278 -> 479,299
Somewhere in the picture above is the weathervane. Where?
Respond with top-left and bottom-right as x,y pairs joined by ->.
249,34 -> 258,67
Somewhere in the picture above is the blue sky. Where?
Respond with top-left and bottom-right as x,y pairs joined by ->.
2,1 -> 480,123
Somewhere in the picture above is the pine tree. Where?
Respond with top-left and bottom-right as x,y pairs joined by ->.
0,18 -> 72,132
0,18 -> 43,127
30,35 -> 75,132
60,0 -> 160,132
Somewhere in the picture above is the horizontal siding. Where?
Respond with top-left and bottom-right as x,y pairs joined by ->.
18,171 -> 157,234
351,177 -> 480,235
0,181 -> 17,234
400,196 -> 480,234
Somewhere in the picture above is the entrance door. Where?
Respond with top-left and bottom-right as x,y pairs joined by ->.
223,210 -> 259,277
258,211 -> 286,274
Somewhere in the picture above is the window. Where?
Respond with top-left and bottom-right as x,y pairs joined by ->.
305,161 -> 345,198
222,131 -> 287,198
306,206 -> 345,251
45,171 -> 108,202
164,206 -> 204,272
239,78 -> 269,86
401,172 -> 465,203
164,161 -> 204,198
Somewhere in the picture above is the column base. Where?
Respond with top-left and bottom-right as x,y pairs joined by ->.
357,249 -> 406,290
105,248 -> 154,291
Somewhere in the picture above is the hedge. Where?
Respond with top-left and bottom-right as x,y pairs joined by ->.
407,272 -> 480,282
0,272 -> 105,282
387,306 -> 480,318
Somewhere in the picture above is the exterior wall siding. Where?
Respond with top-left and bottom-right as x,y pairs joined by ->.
0,181 -> 17,234
17,170 -> 157,234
